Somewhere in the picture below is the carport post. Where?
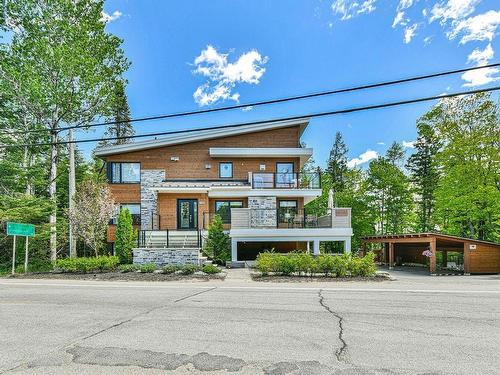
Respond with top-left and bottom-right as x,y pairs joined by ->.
429,238 -> 437,274
388,242 -> 394,269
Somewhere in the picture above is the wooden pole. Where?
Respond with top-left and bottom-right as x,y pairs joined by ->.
24,237 -> 29,273
11,235 -> 16,275
388,242 -> 394,269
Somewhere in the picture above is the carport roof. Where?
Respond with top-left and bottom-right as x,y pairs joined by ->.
361,232 -> 500,247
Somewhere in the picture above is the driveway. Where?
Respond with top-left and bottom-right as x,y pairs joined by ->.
1,272 -> 499,374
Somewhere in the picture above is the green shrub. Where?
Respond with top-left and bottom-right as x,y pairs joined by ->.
55,256 -> 119,273
180,264 -> 202,275
316,254 -> 336,276
293,252 -> 315,276
119,264 -> 140,273
255,252 -> 275,275
115,208 -> 136,264
15,260 -> 53,274
274,254 -> 296,275
139,263 -> 157,273
202,264 -> 221,274
202,215 -> 231,264
351,252 -> 377,277
162,264 -> 182,274
254,251 -> 377,278
333,254 -> 350,277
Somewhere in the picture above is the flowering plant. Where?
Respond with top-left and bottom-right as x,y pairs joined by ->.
422,250 -> 433,258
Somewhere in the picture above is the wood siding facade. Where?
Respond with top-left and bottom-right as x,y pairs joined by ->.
103,126 -> 310,241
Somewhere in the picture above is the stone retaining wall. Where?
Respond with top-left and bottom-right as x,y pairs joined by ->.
133,248 -> 200,266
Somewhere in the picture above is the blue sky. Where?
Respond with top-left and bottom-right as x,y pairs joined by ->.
79,0 -> 500,167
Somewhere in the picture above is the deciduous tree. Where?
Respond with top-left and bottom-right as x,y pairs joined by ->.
67,180 -> 115,256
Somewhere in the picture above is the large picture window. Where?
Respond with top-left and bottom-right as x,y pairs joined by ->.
215,200 -> 243,223
111,204 -> 141,225
107,162 -> 140,183
219,162 -> 233,178
276,162 -> 295,188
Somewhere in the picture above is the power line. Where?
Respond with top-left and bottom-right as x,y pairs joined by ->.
1,85 -> 499,149
1,62 -> 499,137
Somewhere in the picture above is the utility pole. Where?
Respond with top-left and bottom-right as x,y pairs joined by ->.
68,129 -> 76,258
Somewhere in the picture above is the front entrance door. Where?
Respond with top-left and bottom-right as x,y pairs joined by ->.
177,199 -> 198,230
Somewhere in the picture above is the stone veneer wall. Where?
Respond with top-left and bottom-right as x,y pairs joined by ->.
133,248 -> 200,266
140,169 -> 165,230
248,196 -> 277,228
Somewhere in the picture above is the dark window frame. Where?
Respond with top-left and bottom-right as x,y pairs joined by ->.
214,200 -> 244,224
110,203 -> 141,225
276,162 -> 295,174
106,162 -> 141,184
219,162 -> 233,179
276,162 -> 295,188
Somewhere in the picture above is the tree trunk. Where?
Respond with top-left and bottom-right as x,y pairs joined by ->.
49,130 -> 58,262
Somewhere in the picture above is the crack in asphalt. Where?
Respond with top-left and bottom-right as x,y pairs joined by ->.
83,287 -> 216,341
0,287 -> 217,374
318,289 -> 348,362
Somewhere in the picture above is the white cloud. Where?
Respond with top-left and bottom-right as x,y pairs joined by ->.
331,0 -> 376,21
423,36 -> 433,45
430,0 -> 480,24
448,10 -> 500,44
241,106 -> 254,112
402,140 -> 415,148
462,44 -> 499,87
392,11 -> 408,28
467,43 -> 494,65
192,45 -> 268,106
101,10 -> 122,23
462,67 -> 500,87
377,141 -> 386,145
404,23 -> 418,43
347,150 -> 378,168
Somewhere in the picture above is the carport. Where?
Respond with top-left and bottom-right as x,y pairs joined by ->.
361,233 -> 500,274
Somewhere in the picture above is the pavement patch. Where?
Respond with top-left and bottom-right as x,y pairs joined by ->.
67,346 -> 246,372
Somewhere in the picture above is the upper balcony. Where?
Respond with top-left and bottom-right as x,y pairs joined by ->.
203,207 -> 351,230
250,171 -> 321,189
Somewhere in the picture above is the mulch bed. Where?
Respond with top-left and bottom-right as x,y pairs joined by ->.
251,272 -> 392,282
7,271 -> 226,282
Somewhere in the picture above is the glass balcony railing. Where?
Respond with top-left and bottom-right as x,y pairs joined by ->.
251,172 -> 321,189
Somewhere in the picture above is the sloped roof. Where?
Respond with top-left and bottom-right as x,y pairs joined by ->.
94,118 -> 309,157
362,232 -> 500,247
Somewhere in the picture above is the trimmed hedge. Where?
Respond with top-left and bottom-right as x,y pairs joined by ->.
55,256 -> 119,273
255,251 -> 377,277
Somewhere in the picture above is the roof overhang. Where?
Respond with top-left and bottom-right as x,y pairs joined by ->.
209,147 -> 313,165
151,185 -> 322,204
94,118 -> 310,157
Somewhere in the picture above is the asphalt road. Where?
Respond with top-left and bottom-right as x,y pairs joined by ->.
1,269 -> 499,375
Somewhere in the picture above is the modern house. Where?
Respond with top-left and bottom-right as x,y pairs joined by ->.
95,118 -> 353,265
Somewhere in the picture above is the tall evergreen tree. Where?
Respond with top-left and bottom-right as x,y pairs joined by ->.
406,120 -> 441,232
326,132 -> 348,192
385,142 -> 405,166
98,82 -> 134,147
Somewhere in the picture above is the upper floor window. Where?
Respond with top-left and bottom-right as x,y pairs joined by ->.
107,162 -> 140,183
276,162 -> 295,188
111,204 -> 141,225
219,162 -> 233,178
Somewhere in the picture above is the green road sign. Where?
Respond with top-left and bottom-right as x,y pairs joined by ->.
6,222 -> 35,237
